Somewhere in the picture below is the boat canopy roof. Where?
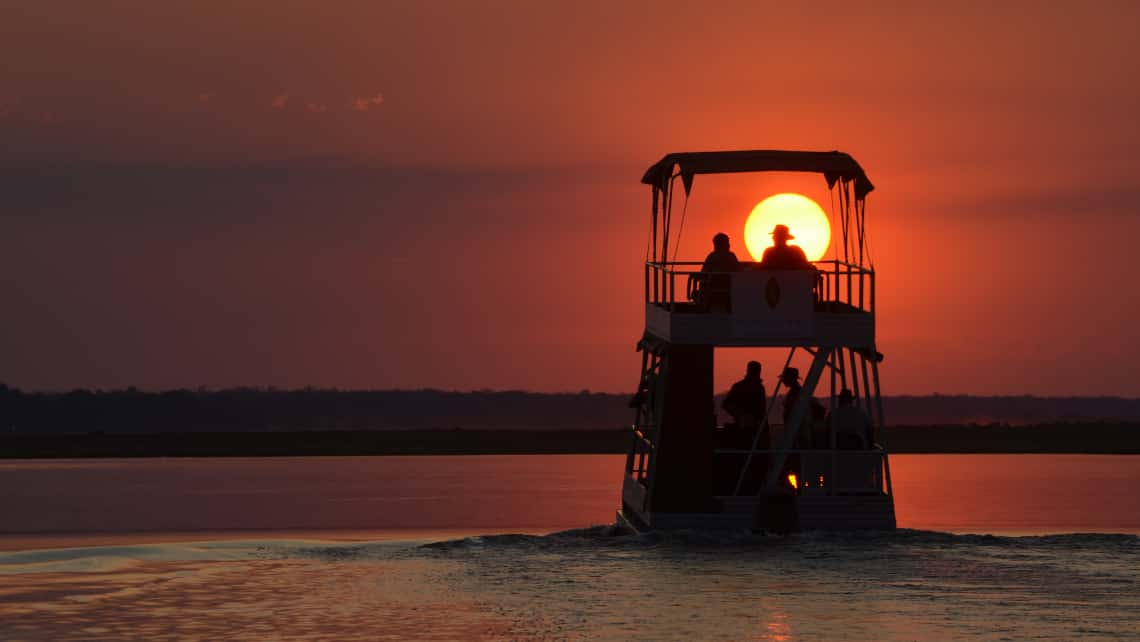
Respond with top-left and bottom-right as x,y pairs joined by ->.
641,150 -> 874,199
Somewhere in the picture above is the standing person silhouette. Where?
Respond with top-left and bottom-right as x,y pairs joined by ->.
723,360 -> 768,445
758,225 -> 812,269
780,367 -> 803,426
721,360 -> 769,492
780,367 -> 823,447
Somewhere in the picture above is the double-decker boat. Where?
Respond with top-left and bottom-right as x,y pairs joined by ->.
620,150 -> 895,533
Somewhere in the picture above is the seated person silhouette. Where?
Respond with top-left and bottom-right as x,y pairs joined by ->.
830,388 -> 873,450
689,232 -> 740,310
723,360 -> 768,448
758,225 -> 812,270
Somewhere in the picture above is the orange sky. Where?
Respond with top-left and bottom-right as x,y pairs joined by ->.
1,2 -> 1138,395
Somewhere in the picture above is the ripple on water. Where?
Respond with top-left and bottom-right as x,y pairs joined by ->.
1,528 -> 1138,640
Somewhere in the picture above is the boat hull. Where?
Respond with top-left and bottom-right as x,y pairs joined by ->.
621,477 -> 896,533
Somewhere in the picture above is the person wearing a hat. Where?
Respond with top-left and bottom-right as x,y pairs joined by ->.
830,388 -> 873,450
779,367 -> 825,448
779,367 -> 803,426
758,224 -> 812,270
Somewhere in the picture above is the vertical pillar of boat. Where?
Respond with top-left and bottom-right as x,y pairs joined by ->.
642,348 -> 666,515
626,347 -> 650,478
828,347 -> 839,494
859,354 -> 874,427
871,356 -> 893,497
649,343 -> 715,514
847,348 -> 862,418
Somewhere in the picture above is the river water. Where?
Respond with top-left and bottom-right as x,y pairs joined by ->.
2,455 -> 1138,640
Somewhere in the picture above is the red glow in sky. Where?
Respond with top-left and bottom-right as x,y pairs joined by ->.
1,2 -> 1138,395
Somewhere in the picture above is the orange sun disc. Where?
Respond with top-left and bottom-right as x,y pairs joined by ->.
743,193 -> 831,262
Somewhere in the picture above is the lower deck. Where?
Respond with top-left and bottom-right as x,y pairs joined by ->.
623,428 -> 897,532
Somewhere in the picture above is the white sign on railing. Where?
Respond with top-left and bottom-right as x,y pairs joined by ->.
731,270 -> 816,338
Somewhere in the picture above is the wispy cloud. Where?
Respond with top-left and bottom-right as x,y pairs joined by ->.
305,103 -> 327,113
271,94 -> 289,109
351,93 -> 384,111
198,92 -> 214,104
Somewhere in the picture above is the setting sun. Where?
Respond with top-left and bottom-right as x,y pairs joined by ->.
744,193 -> 831,262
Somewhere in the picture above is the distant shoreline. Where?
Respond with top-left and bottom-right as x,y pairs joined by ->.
5,386 -> 1140,438
1,424 -> 1137,458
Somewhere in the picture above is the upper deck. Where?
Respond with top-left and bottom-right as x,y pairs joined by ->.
645,260 -> 875,347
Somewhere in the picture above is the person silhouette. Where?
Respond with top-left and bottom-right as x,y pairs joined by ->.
702,232 -> 740,273
779,366 -> 824,447
723,360 -> 768,436
830,388 -> 873,450
779,367 -> 803,425
689,232 -> 740,309
720,360 -> 770,492
758,225 -> 812,269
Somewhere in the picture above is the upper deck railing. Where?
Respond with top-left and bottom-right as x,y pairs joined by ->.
645,259 -> 875,314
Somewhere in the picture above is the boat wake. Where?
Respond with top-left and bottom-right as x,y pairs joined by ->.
416,525 -> 1140,555
2,527 -> 1137,573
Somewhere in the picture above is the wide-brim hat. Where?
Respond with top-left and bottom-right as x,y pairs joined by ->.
780,367 -> 800,382
771,224 -> 794,240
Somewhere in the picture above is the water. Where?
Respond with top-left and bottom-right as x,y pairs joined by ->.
2,455 -> 1138,640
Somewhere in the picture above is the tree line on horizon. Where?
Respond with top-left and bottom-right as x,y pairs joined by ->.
1,384 -> 1138,434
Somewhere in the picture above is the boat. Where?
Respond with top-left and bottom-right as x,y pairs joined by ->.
619,150 -> 896,533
